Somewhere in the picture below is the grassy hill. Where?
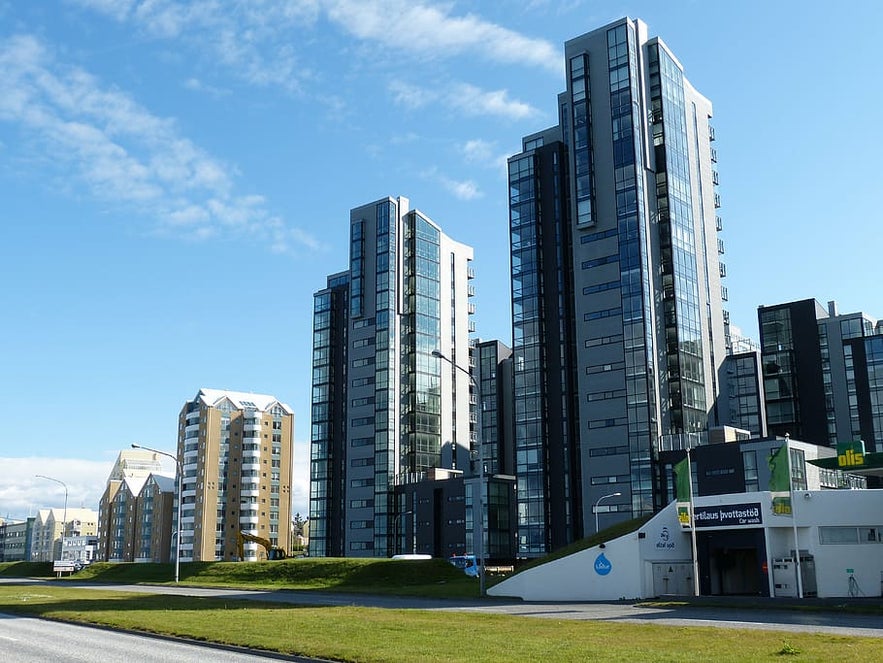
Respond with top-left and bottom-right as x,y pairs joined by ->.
0,557 -> 480,598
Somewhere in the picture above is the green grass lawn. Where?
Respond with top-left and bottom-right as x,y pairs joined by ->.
0,557 -> 483,598
1,585 -> 880,662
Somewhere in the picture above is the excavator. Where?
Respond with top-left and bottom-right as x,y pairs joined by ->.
237,531 -> 287,561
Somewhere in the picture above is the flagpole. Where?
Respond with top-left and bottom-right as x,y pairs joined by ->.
785,436 -> 803,599
687,450 -> 700,596
687,448 -> 699,596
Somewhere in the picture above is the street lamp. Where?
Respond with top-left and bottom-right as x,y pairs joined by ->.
393,510 -> 413,555
132,443 -> 182,583
432,348 -> 486,598
594,492 -> 622,535
36,475 -> 67,560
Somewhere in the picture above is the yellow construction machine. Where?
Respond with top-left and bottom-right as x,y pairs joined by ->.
237,531 -> 287,561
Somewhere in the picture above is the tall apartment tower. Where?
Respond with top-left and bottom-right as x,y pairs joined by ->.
759,298 -> 883,451
177,389 -> 294,561
508,17 -> 729,555
310,196 -> 475,558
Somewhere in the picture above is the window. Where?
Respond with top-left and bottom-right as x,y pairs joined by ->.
742,451 -> 759,491
819,527 -> 859,545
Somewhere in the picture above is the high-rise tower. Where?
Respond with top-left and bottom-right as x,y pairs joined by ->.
508,17 -> 730,555
310,196 -> 476,557
177,389 -> 294,561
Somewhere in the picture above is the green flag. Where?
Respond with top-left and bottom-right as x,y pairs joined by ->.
673,456 -> 692,528
768,444 -> 792,516
674,456 -> 691,503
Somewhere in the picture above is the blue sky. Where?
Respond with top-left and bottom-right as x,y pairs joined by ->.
1,1 -> 880,521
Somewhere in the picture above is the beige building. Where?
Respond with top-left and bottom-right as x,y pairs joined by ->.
178,389 -> 294,561
30,508 -> 98,561
97,449 -> 167,562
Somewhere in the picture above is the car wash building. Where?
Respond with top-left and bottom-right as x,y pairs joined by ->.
489,437 -> 883,600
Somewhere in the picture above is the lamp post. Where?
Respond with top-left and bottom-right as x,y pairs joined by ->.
132,443 -> 182,583
393,510 -> 413,555
594,492 -> 622,535
36,475 -> 67,560
432,348 -> 485,598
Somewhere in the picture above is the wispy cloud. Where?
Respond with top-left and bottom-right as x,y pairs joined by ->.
325,0 -> 560,73
70,0 -> 321,91
0,457 -> 114,520
389,79 -> 540,121
183,77 -> 230,99
72,1 -> 561,91
460,138 -> 511,176
422,166 -> 482,201
0,34 -> 319,253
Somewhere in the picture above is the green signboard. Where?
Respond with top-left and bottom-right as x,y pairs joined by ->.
837,440 -> 866,468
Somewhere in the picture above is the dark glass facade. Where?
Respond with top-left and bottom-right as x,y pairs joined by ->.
507,18 -> 729,555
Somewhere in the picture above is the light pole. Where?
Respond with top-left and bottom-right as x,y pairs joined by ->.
393,510 -> 413,555
36,475 -> 67,560
432,348 -> 485,598
594,492 -> 622,535
132,443 -> 182,583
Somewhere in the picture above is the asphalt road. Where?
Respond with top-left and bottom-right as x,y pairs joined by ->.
0,611 -> 320,662
3,578 -> 881,638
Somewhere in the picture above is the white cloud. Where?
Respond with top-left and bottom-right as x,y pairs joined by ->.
460,139 -> 511,178
183,77 -> 230,98
324,0 -> 561,73
422,167 -> 482,201
291,439 -> 310,518
461,139 -> 495,163
0,458 -> 114,520
71,0 -> 321,91
389,80 -> 539,121
72,1 -> 560,93
388,79 -> 434,110
450,83 -> 538,120
0,34 -> 320,254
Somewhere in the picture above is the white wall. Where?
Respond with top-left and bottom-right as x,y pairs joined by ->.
491,490 -> 883,601
489,503 -> 691,601
792,490 -> 883,598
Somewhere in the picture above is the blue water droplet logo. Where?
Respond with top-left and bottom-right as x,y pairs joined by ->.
594,552 -> 612,576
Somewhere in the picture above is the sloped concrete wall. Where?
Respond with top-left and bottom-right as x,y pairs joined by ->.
490,503 -> 690,601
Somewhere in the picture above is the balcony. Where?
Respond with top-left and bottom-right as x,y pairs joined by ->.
716,216 -> 723,232
708,125 -> 716,141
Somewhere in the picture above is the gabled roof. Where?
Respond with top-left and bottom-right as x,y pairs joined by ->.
122,475 -> 149,496
194,388 -> 294,415
148,474 -> 176,493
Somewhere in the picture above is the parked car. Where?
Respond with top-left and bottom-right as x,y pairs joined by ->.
448,554 -> 479,578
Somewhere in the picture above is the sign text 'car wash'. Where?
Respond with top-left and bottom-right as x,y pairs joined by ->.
693,502 -> 762,528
